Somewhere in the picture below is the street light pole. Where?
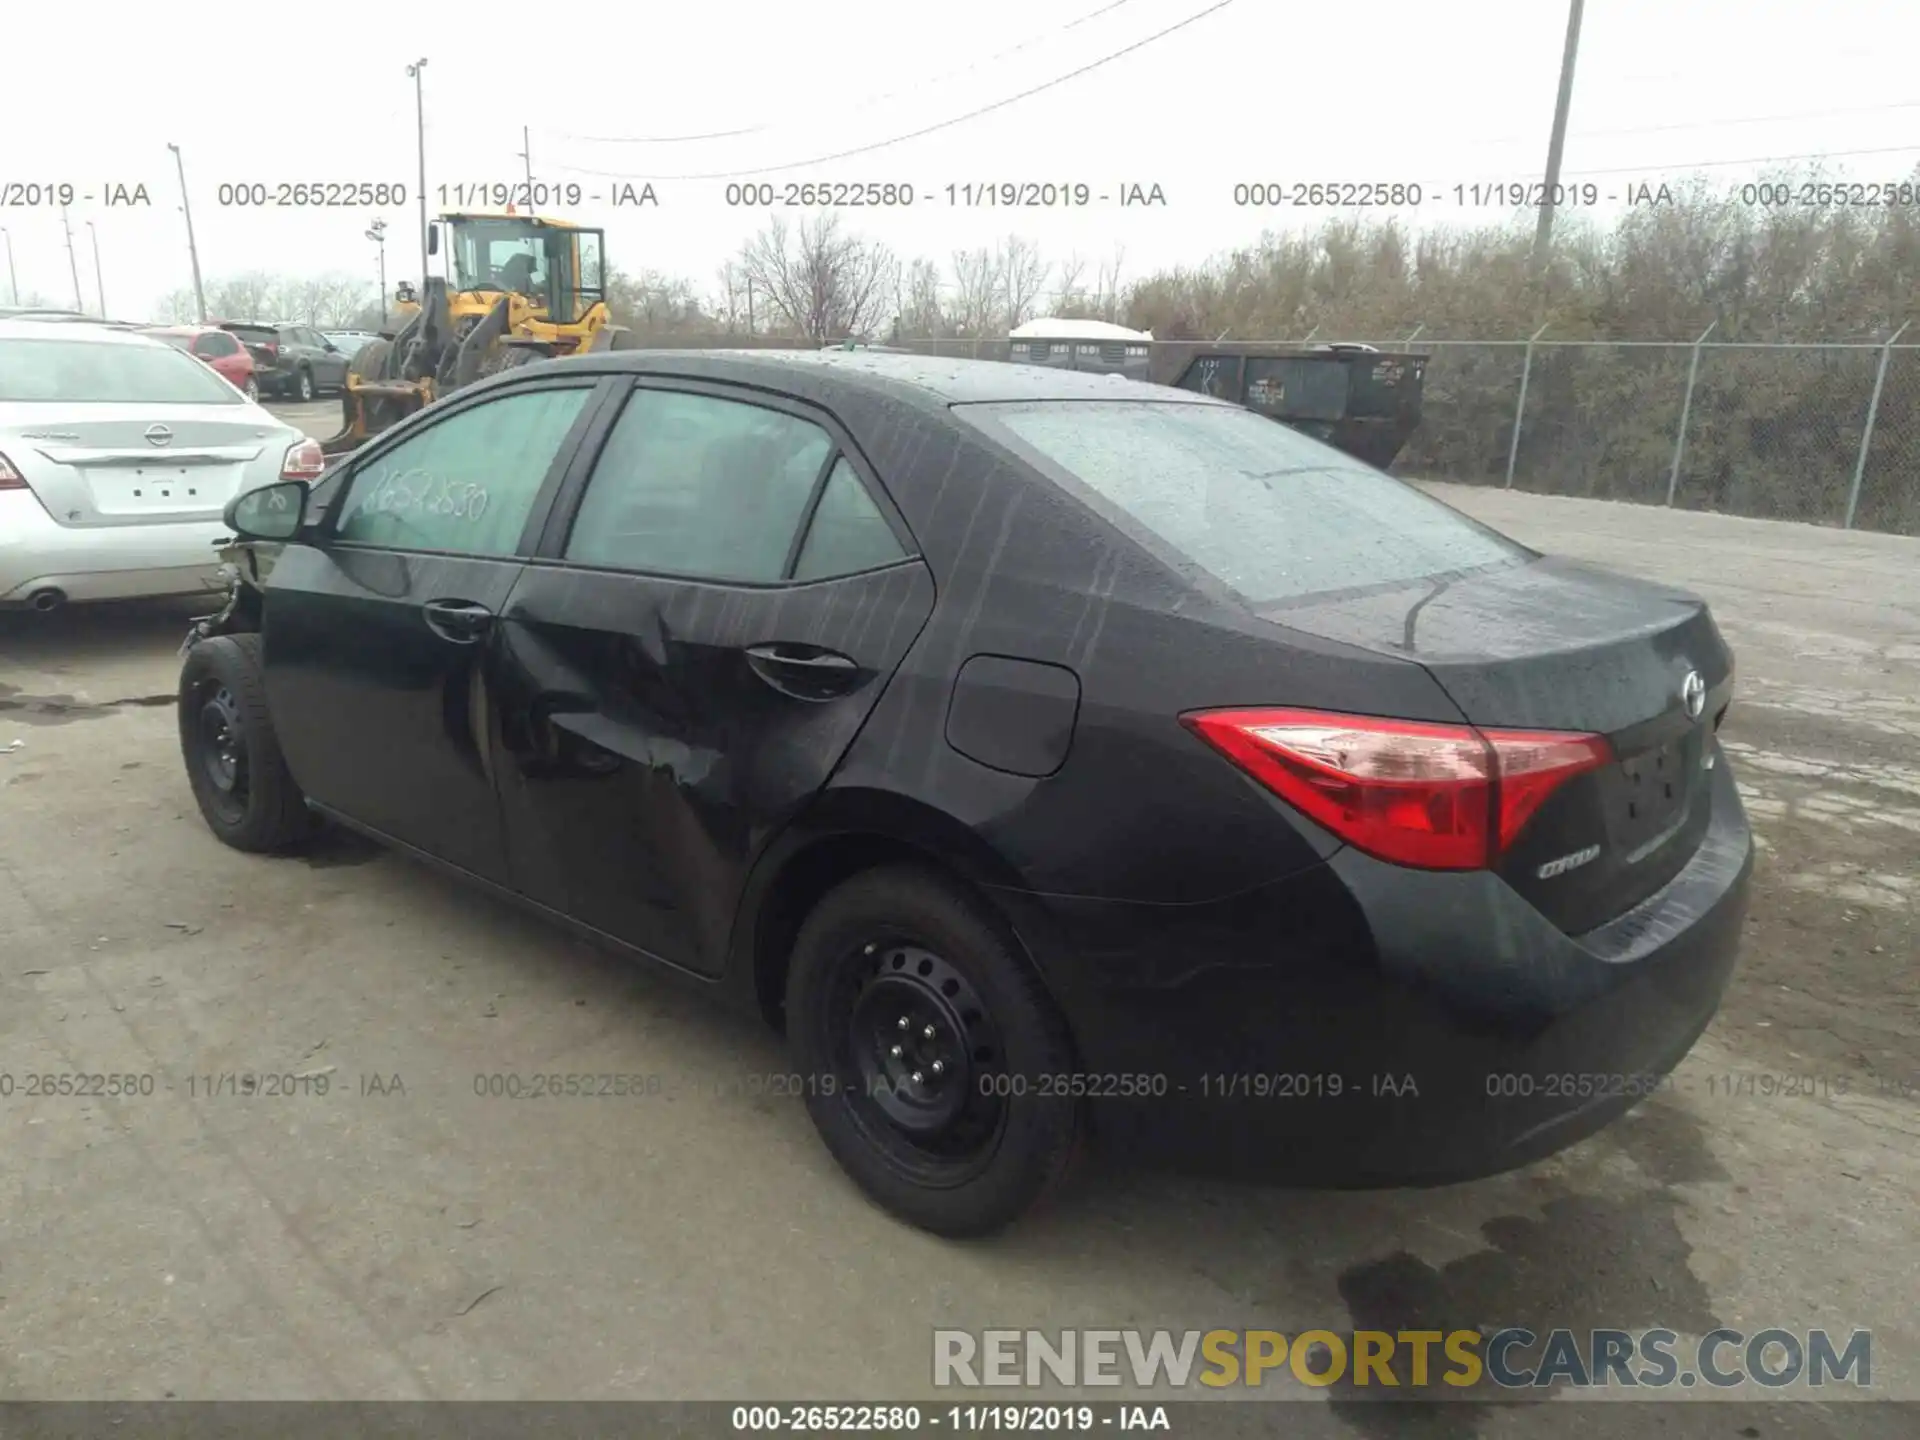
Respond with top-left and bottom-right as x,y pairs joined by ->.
86,221 -> 106,317
1532,0 -> 1586,268
1,228 -> 17,305
406,59 -> 430,289
60,206 -> 83,310
366,219 -> 388,323
167,143 -> 209,321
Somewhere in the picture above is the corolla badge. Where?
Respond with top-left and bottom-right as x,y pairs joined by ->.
1681,669 -> 1706,720
1537,844 -> 1601,879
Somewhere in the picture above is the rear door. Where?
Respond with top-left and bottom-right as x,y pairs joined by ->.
261,376 -> 611,882
0,331 -> 287,526
488,378 -> 935,975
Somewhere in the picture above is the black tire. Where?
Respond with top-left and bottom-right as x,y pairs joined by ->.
295,367 -> 315,402
243,376 -> 260,403
485,345 -> 542,377
785,865 -> 1083,1237
178,633 -> 315,854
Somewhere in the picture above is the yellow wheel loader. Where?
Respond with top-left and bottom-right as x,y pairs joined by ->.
321,210 -> 635,456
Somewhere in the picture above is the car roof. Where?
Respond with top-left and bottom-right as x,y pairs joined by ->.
530,349 -> 1224,412
0,318 -> 171,345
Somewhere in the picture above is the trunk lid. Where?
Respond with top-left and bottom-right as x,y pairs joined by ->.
1,406 -> 292,527
1259,555 -> 1735,933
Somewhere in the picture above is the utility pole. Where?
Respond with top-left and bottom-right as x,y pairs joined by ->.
746,278 -> 756,335
407,59 -> 430,288
519,126 -> 535,204
60,206 -> 83,311
167,143 -> 208,321
366,219 -> 388,323
1532,0 -> 1586,269
1,227 -> 17,305
86,221 -> 106,317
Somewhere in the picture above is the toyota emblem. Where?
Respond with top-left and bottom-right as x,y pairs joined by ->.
1681,670 -> 1706,720
144,424 -> 173,447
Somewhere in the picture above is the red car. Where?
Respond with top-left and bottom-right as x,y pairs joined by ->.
140,326 -> 260,401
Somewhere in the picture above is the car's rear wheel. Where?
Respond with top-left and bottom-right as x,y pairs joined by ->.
295,368 -> 315,402
244,376 -> 260,403
178,633 -> 315,853
785,866 -> 1083,1237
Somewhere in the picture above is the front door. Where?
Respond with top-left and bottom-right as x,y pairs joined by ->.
488,380 -> 934,974
262,378 -> 607,882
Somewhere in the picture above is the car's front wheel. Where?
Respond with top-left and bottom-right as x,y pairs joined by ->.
178,633 -> 315,853
785,866 -> 1083,1237
295,368 -> 315,402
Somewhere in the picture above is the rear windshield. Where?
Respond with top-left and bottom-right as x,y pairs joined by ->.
224,325 -> 276,344
0,336 -> 244,404
963,400 -> 1527,603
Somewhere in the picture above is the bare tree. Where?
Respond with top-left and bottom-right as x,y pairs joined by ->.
948,247 -> 1000,335
996,236 -> 1050,330
894,257 -> 947,339
737,214 -> 899,343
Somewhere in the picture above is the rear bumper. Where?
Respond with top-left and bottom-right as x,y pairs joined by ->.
1001,745 -> 1753,1185
0,491 -> 232,604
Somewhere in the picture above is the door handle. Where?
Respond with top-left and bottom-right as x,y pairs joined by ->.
745,643 -> 861,700
746,644 -> 857,672
423,597 -> 495,643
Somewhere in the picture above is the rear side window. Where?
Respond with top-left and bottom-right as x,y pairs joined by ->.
148,332 -> 195,352
195,332 -> 240,358
965,400 -> 1526,603
0,336 -> 243,403
794,458 -> 907,580
565,388 -> 833,582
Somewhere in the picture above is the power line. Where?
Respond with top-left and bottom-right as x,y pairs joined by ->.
548,0 -> 1240,182
552,0 -> 1141,145
1560,143 -> 1920,180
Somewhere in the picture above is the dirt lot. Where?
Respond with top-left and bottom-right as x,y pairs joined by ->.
0,413 -> 1915,1429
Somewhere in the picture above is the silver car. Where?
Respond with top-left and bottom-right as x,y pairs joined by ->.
0,320 -> 319,610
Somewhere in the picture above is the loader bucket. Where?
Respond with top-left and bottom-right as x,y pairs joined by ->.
320,375 -> 433,456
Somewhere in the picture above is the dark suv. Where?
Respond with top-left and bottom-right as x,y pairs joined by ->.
217,321 -> 350,401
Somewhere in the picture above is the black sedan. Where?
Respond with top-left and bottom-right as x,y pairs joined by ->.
178,350 -> 1752,1236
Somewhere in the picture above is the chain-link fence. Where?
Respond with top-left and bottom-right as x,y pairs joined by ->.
1377,337 -> 1920,535
642,332 -> 1920,535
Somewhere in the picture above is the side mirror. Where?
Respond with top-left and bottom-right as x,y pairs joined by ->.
225,480 -> 308,541
322,340 -> 339,352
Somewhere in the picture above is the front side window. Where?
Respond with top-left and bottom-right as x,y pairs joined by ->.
963,400 -> 1528,604
565,388 -> 833,582
0,336 -> 243,403
332,386 -> 592,556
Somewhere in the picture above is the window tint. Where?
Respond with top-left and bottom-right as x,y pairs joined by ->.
0,336 -> 243,403
565,388 -> 833,582
332,386 -> 592,556
966,400 -> 1526,603
204,332 -> 240,357
794,459 -> 907,580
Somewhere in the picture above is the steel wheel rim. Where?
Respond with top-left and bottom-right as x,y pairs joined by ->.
194,684 -> 249,818
828,939 -> 1009,1180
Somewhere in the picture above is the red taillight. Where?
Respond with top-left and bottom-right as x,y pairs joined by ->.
1181,707 -> 1611,871
280,438 -> 326,481
0,451 -> 28,491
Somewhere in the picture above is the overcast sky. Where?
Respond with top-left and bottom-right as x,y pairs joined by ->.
4,0 -> 1916,318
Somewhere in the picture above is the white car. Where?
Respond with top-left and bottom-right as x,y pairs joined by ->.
0,320 -> 322,610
